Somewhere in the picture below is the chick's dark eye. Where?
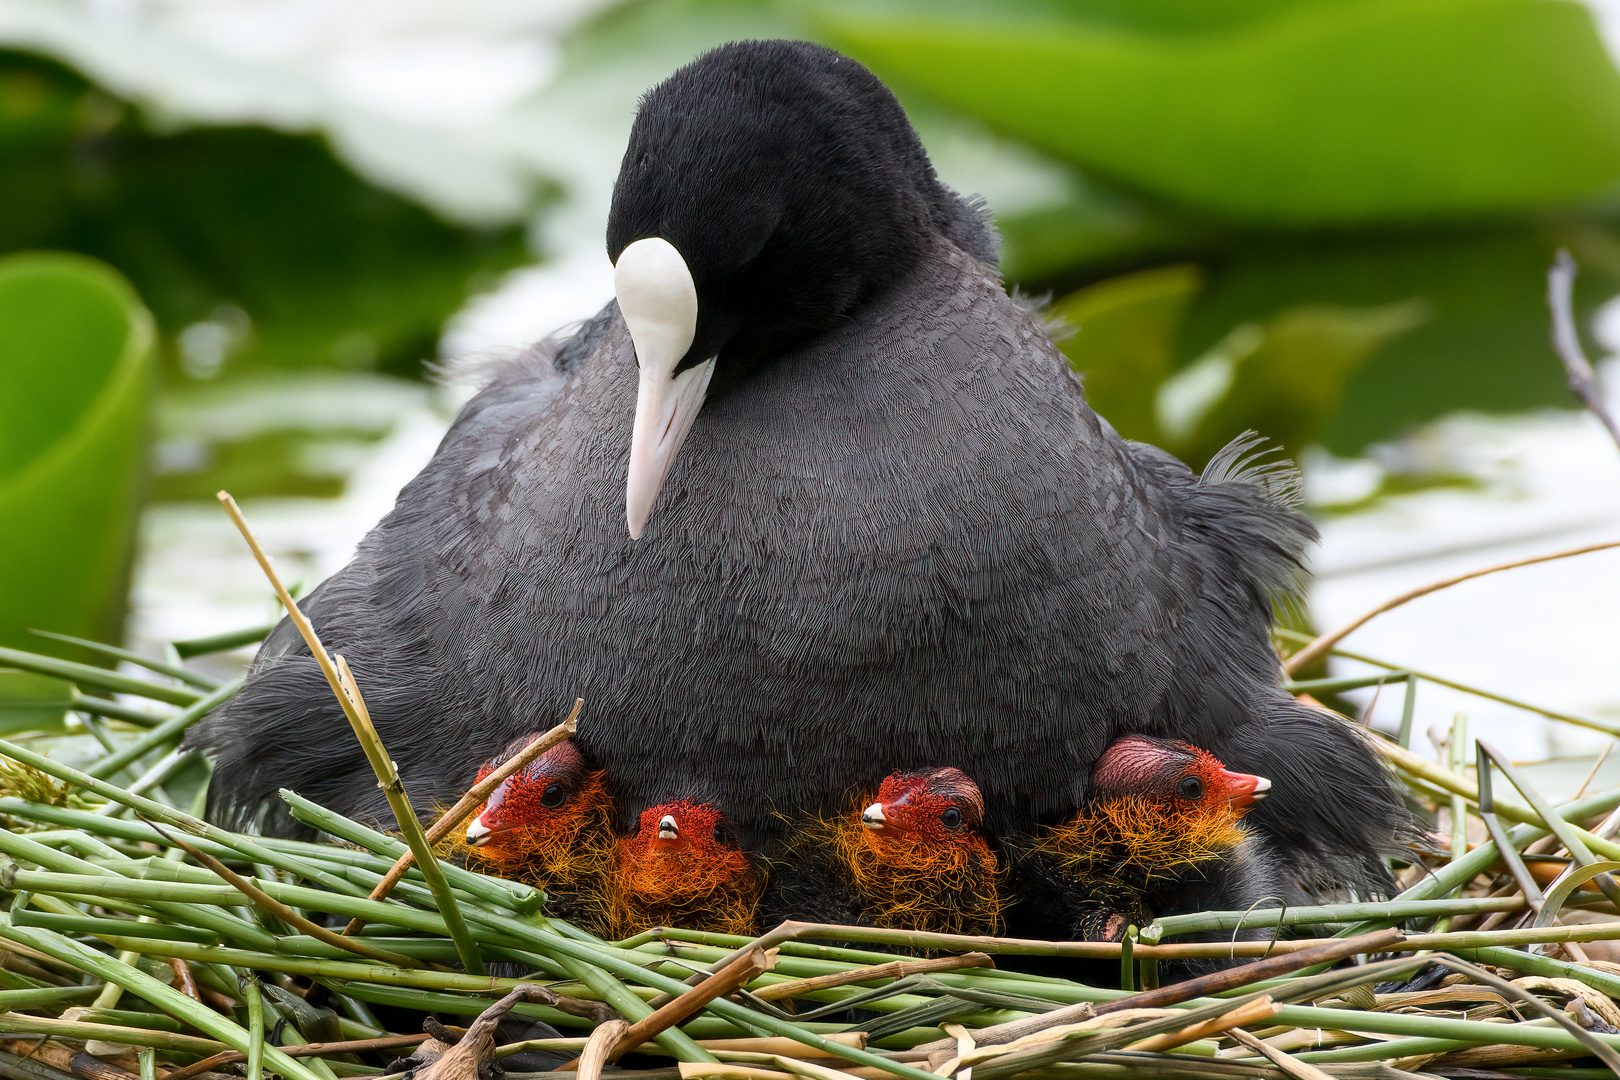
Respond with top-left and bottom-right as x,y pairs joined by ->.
940,807 -> 962,830
540,783 -> 567,809
712,825 -> 725,843
1177,776 -> 1204,802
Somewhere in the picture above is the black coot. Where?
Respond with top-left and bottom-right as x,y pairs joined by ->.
188,40 -> 1404,900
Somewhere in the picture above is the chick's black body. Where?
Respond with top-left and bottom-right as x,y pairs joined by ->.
188,40 -> 1403,899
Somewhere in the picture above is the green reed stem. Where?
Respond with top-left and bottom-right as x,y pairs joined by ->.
0,920 -> 323,1080
0,647 -> 201,707
0,737 -> 365,898
244,977 -> 264,1080
26,632 -> 221,691
87,682 -> 239,781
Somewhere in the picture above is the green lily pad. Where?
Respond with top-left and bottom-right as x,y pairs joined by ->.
827,0 -> 1620,225
0,251 -> 154,654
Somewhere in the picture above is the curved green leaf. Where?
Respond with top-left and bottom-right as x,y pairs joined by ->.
0,252 -> 154,654
827,0 -> 1620,224
1052,264 -> 1202,443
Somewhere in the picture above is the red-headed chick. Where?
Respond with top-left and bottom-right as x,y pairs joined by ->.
762,767 -> 1002,935
461,735 -> 615,926
1028,736 -> 1278,945
607,799 -> 761,937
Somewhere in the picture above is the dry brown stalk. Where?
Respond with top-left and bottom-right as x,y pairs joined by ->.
752,953 -> 991,1002
1283,537 -> 1620,676
1548,249 -> 1620,452
342,698 -> 581,935
1127,995 -> 1280,1053
611,948 -> 772,1061
166,958 -> 199,1003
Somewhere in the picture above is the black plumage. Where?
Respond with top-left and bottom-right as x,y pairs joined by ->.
188,39 -> 1405,900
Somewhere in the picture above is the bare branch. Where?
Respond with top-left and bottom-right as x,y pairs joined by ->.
1548,249 -> 1620,452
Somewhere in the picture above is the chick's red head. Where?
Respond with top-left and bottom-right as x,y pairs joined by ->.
465,736 -> 595,858
610,799 -> 759,935
860,767 -> 985,849
1090,736 -> 1270,813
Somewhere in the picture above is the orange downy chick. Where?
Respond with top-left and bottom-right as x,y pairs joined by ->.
456,735 -> 616,927
1032,736 -> 1268,941
825,767 -> 1003,935
607,800 -> 761,937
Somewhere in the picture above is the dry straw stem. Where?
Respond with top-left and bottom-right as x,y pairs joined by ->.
1283,537 -> 1620,675
609,948 -> 773,1062
1127,994 -> 1280,1052
577,1020 -> 632,1080
216,490 -> 484,976
1225,1027 -> 1335,1080
343,698 -> 581,935
1549,248 -> 1620,452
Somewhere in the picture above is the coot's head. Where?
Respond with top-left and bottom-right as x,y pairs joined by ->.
1090,737 -> 1271,812
465,736 -> 595,853
607,39 -> 988,537
860,766 -> 985,844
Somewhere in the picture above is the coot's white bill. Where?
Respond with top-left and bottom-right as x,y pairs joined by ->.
615,237 -> 714,538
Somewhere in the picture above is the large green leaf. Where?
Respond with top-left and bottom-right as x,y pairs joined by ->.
826,0 -> 1620,225
1177,224 -> 1620,455
0,252 -> 153,654
1157,300 -> 1427,467
1051,263 -> 1424,467
0,50 -> 529,381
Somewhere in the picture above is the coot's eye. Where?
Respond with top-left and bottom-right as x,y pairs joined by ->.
712,825 -> 725,843
1178,776 -> 1204,801
540,783 -> 567,809
940,807 -> 962,830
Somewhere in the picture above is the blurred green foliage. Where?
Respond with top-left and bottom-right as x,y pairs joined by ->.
0,253 -> 152,656
828,0 -> 1620,224
0,50 -> 529,382
809,0 -> 1620,466
5,0 -> 1620,650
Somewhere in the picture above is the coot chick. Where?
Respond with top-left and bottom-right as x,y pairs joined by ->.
607,799 -> 762,938
187,39 -> 1405,902
763,767 -> 1003,936
459,734 -> 615,928
1010,736 -> 1294,980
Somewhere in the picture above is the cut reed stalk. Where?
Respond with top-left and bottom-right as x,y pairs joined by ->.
215,491 -> 484,976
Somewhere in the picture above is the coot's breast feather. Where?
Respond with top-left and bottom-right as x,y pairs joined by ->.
190,239 -> 1318,859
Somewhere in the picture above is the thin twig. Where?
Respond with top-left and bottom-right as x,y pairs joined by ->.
1283,538 -> 1620,675
342,699 -> 581,935
915,928 -> 1405,1052
1548,249 -> 1620,452
1127,995 -> 1279,1052
216,490 -> 485,975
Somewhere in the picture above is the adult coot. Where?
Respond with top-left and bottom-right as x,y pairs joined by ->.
189,39 -> 1405,899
